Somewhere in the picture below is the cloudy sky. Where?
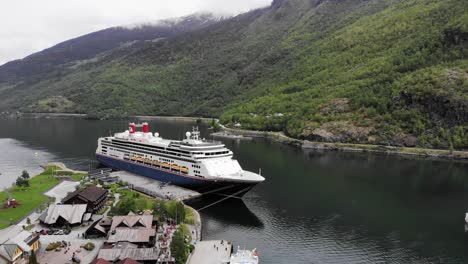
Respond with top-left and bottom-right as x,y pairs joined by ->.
0,0 -> 271,65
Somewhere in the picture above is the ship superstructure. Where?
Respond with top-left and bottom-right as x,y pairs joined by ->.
95,122 -> 264,196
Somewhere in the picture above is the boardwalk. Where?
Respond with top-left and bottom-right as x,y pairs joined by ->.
187,240 -> 232,264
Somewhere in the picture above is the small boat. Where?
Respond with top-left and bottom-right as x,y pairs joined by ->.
230,246 -> 259,264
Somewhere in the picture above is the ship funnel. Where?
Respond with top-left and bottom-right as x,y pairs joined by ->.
129,123 -> 136,134
142,122 -> 149,133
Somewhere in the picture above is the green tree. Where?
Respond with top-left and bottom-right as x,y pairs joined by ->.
175,202 -> 186,224
171,228 -> 188,264
16,176 -> 29,187
29,250 -> 38,264
21,170 -> 30,179
153,200 -> 167,220
115,197 -> 136,215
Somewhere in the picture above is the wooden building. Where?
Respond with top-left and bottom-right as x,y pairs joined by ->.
62,185 -> 108,213
0,226 -> 40,264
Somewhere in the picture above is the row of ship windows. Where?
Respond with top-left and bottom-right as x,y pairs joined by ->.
192,164 -> 201,168
107,140 -> 229,157
102,143 -> 195,163
112,139 -> 192,155
194,170 -> 201,174
159,158 -> 174,163
110,141 -> 192,158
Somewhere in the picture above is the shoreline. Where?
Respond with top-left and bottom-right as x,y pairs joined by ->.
2,112 -> 213,123
6,112 -> 468,160
221,126 -> 468,161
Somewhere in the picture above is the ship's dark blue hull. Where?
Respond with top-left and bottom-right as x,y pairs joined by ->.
96,154 -> 256,197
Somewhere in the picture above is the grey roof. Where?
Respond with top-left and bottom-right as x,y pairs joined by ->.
9,231 -> 33,251
107,229 -> 155,243
39,204 -> 87,225
98,248 -> 159,262
110,215 -> 153,230
83,213 -> 92,221
0,226 -> 23,244
62,185 -> 107,204
0,244 -> 17,262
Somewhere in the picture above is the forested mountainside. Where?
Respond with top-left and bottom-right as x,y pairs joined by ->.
0,0 -> 467,149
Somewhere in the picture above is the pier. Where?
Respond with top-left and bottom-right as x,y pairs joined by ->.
187,240 -> 232,264
109,170 -> 202,201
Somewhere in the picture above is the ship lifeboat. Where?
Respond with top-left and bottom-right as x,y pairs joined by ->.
180,166 -> 189,174
171,164 -> 180,171
161,162 -> 170,169
153,160 -> 160,167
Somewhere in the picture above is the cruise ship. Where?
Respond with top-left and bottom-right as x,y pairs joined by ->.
95,122 -> 265,197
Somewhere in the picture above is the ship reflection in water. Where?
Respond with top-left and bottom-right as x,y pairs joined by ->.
187,196 -> 264,230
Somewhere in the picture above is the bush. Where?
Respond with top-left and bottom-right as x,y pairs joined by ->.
83,242 -> 95,251
16,176 -> 29,187
46,242 -> 62,251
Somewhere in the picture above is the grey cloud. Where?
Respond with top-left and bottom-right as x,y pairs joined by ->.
0,0 -> 271,65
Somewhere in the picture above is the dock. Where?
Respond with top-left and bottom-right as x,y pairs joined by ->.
187,240 -> 232,264
109,170 -> 201,201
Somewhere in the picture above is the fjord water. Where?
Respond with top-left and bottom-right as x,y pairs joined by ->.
1,118 -> 468,263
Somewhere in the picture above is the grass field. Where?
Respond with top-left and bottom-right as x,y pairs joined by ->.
0,167 -> 60,227
70,173 -> 86,181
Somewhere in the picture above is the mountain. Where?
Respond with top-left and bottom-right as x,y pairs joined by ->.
0,13 -> 223,83
0,0 -> 467,149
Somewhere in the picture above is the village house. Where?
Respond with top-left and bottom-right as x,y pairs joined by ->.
62,185 -> 108,213
0,226 -> 40,264
38,204 -> 88,227
107,213 -> 157,247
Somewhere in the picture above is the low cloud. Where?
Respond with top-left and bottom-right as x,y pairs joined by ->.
0,0 -> 271,65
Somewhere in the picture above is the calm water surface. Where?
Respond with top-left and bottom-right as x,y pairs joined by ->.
1,118 -> 468,263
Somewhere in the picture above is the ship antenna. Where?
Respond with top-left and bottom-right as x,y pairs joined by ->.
259,168 -> 262,176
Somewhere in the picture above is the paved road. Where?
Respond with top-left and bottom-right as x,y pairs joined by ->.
188,240 -> 231,264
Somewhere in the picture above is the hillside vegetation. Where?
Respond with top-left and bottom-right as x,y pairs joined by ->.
0,0 -> 466,149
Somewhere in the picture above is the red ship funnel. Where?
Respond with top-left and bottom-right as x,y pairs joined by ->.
142,122 -> 149,133
129,123 -> 136,133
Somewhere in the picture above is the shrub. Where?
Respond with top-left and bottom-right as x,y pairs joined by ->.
83,242 -> 95,251
46,242 -> 62,251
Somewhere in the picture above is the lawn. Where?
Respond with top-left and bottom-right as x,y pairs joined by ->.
0,167 -> 60,227
70,173 -> 86,181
